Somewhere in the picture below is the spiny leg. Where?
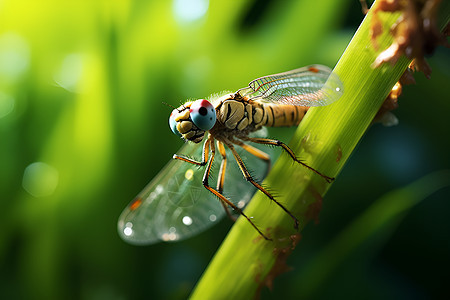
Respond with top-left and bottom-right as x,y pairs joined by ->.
242,136 -> 334,183
173,137 -> 271,240
216,140 -> 227,193
232,139 -> 272,177
240,143 -> 271,162
202,140 -> 271,241
173,137 -> 211,166
224,140 -> 300,229
173,136 -> 232,214
216,140 -> 235,221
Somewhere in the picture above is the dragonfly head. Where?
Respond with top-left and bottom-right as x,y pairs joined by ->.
169,99 -> 217,143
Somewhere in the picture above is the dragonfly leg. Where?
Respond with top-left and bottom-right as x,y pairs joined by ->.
173,137 -> 211,166
216,140 -> 227,193
232,139 -> 271,176
216,140 -> 235,221
203,139 -> 272,241
224,141 -> 300,230
243,137 -> 335,183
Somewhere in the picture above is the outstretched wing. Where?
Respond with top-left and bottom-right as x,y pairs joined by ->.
117,129 -> 274,245
238,65 -> 344,107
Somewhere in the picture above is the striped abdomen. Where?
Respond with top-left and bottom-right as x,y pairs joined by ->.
216,98 -> 308,132
259,103 -> 308,127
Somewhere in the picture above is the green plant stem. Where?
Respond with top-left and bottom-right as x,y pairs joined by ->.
190,2 -> 447,299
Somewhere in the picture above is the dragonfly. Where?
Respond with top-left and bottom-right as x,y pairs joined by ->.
118,64 -> 344,245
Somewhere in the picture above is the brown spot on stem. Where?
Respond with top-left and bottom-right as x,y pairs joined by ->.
255,233 -> 302,299
305,187 -> 323,225
335,144 -> 343,163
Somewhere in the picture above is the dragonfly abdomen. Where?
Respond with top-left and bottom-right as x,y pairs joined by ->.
260,104 -> 308,128
217,97 -> 308,132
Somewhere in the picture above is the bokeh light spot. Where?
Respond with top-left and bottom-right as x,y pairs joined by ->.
22,162 -> 59,197
123,222 -> 133,237
173,0 -> 209,23
182,216 -> 193,226
54,53 -> 84,93
185,168 -> 194,180
209,214 -> 217,222
0,92 -> 15,119
0,32 -> 29,80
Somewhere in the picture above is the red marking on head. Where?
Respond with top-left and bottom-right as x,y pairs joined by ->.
308,66 -> 319,73
129,198 -> 142,211
189,99 -> 210,113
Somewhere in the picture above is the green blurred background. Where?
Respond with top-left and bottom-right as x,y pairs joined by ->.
1,0 -> 449,299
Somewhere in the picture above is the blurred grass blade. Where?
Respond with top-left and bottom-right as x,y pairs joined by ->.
296,169 -> 450,297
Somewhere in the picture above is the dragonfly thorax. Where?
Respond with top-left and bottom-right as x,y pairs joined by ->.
169,99 -> 217,143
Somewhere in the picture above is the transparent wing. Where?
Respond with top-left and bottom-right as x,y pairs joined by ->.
117,129 -> 274,245
238,64 -> 344,107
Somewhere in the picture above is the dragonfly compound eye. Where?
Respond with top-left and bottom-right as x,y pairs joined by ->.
169,110 -> 182,137
189,99 -> 216,131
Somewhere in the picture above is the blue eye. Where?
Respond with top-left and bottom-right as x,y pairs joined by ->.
169,110 -> 181,137
189,99 -> 216,131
